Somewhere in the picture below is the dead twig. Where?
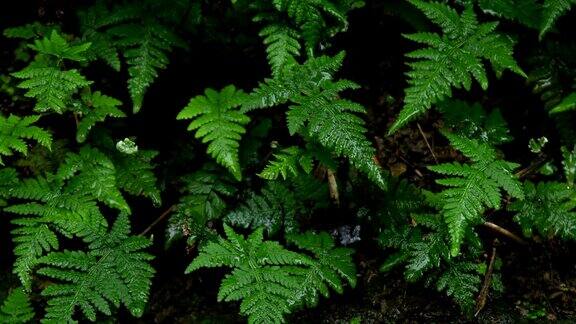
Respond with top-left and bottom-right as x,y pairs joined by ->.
139,205 -> 175,236
417,122 -> 438,164
475,243 -> 497,316
483,221 -> 527,245
327,169 -> 340,206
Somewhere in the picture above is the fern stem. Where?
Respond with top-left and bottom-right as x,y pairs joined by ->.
139,205 -> 175,236
482,221 -> 527,245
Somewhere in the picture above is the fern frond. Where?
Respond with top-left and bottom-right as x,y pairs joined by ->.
540,0 -> 575,39
5,173 -> 108,289
0,114 -> 52,164
260,24 -> 301,75
12,67 -> 92,113
550,92 -> 576,114
113,149 -> 161,205
187,224 -> 358,323
3,22 -> 57,40
225,181 -> 298,235
177,85 -> 250,180
259,146 -> 313,180
271,0 -> 351,53
286,231 -> 356,307
438,100 -> 512,145
243,52 -> 345,111
509,181 -> 576,240
562,145 -> 576,188
435,261 -> 482,314
30,30 -> 91,62
478,0 -> 541,29
76,91 -> 126,143
0,289 -> 35,323
186,225 -> 308,323
166,165 -> 236,247
57,146 -> 130,213
428,132 -> 523,256
38,214 -> 154,322
388,0 -> 525,133
243,53 -> 386,189
108,20 -> 185,112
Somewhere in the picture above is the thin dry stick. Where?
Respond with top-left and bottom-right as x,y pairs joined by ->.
475,244 -> 497,316
515,156 -> 547,179
483,221 -> 527,245
417,122 -> 438,164
327,169 -> 340,206
139,205 -> 175,236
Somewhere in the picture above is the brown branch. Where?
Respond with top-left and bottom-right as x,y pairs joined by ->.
139,205 -> 175,236
515,156 -> 547,179
327,169 -> 340,206
417,122 -> 438,164
483,221 -> 527,245
475,243 -> 497,316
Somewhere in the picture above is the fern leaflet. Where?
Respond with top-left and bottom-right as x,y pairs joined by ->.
0,114 -> 52,165
177,85 -> 250,181
260,24 -> 301,75
389,0 -> 525,133
225,181 -> 299,235
259,146 -> 313,180
243,53 -> 386,189
540,0 -> 575,38
186,225 -> 308,323
76,91 -> 126,143
166,165 -> 236,247
428,132 -> 524,256
286,231 -> 356,307
509,181 -> 576,240
0,289 -> 35,323
38,214 -> 154,323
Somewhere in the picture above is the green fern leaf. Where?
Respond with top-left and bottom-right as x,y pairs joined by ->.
225,181 -> 298,235
260,146 -> 313,180
478,0 -> 541,29
3,23 -> 57,40
0,289 -> 35,323
271,0 -> 350,54
166,165 -> 236,247
76,91 -> 126,143
260,24 -> 301,75
186,225 -> 308,324
57,146 -> 130,213
38,214 -> 154,323
113,149 -> 161,206
438,100 -> 512,145
177,85 -> 250,180
286,231 -> 356,307
0,114 -> 52,164
389,0 -> 525,133
428,132 -> 523,256
12,67 -> 92,113
243,53 -> 386,189
29,30 -> 91,62
562,145 -> 576,188
243,53 -> 345,111
509,181 -> 576,240
435,261 -> 482,314
540,0 -> 575,38
550,92 -> 576,114
108,20 -> 185,112
5,174 -> 108,289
